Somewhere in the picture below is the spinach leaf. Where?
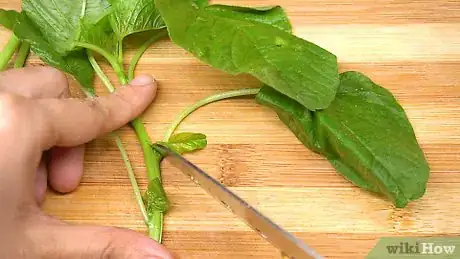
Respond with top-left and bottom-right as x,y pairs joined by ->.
13,0 -> 116,94
80,15 -> 118,54
0,9 -> 20,30
22,0 -> 113,54
14,12 -> 95,95
143,178 -> 169,214
192,0 -> 209,8
108,0 -> 165,41
257,86 -> 317,152
205,5 -> 292,32
193,0 -> 208,8
256,71 -> 430,208
158,132 -> 207,154
155,0 -> 339,110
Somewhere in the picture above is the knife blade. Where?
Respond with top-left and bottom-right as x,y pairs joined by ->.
155,144 -> 323,259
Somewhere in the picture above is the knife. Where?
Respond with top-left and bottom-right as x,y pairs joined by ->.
154,144 -> 323,259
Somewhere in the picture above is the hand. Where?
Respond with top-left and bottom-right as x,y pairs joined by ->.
0,67 -> 173,259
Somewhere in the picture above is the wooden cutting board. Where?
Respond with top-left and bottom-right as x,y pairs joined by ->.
1,1 -> 459,258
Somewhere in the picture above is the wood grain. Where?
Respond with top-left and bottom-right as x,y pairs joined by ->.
1,1 -> 459,258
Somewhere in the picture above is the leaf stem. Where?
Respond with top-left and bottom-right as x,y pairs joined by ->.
75,42 -> 126,84
126,42 -> 163,182
120,62 -> 165,243
85,45 -> 165,243
87,51 -> 115,92
128,29 -> 168,80
87,51 -> 149,225
85,53 -> 154,182
13,42 -> 30,68
0,34 -> 21,71
112,133 -> 149,224
164,88 -> 260,141
118,39 -> 124,65
126,35 -> 168,243
127,90 -> 164,244
131,118 -> 161,181
150,212 -> 163,241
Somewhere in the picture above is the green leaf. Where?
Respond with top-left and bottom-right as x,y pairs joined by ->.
84,0 -> 112,24
63,52 -> 96,96
14,0 -> 114,94
257,86 -> 317,152
80,15 -> 118,53
14,12 -> 95,95
256,71 -> 430,208
108,0 -> 165,40
205,5 -> 292,33
0,9 -> 20,30
158,132 -> 207,154
193,0 -> 208,8
22,0 -> 114,54
143,178 -> 169,214
155,0 -> 339,111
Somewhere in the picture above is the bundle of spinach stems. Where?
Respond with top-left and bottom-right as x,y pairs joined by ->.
0,0 -> 430,243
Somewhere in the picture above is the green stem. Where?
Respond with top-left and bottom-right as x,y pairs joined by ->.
131,118 -> 161,181
87,52 -> 149,225
127,37 -> 167,242
126,34 -> 165,182
112,133 -> 149,224
87,51 -> 115,92
13,42 -> 30,68
164,88 -> 260,141
89,48 -> 161,183
128,29 -> 168,80
85,45 -> 165,243
117,59 -> 164,243
150,212 -> 163,240
75,42 -> 126,84
127,89 -> 164,243
0,35 -> 20,71
118,39 -> 124,65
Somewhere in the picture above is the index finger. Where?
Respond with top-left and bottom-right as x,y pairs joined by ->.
34,75 -> 157,150
0,67 -> 70,99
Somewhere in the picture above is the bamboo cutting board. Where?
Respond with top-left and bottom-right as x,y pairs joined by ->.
1,1 -> 459,258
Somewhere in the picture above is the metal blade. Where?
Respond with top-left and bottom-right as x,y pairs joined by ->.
155,144 -> 323,259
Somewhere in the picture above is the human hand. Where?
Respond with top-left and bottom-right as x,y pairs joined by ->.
0,67 -> 173,258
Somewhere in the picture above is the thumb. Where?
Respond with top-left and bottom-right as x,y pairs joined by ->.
26,216 -> 173,259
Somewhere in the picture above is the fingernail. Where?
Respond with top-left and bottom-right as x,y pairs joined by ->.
130,74 -> 155,86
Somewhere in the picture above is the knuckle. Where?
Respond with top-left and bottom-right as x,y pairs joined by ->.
99,239 -> 116,259
0,94 -> 24,131
97,228 -> 134,259
113,89 -> 136,118
85,98 -> 112,131
115,89 -> 134,109
43,67 -> 67,84
43,67 -> 69,97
